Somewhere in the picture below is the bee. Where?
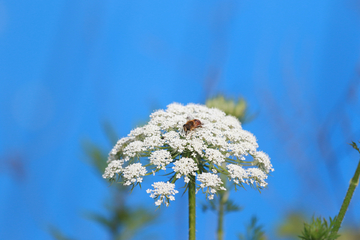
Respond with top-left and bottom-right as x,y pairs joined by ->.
183,118 -> 202,135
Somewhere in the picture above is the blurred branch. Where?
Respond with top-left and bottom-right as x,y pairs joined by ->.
82,140 -> 108,174
50,122 -> 159,240
238,216 -> 266,240
103,121 -> 119,146
81,123 -> 159,240
49,226 -> 76,240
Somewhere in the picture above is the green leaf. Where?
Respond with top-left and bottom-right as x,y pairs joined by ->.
349,141 -> 360,154
48,225 -> 76,240
200,200 -> 217,212
224,199 -> 242,213
205,95 -> 255,123
298,216 -> 340,240
82,211 -> 114,230
102,121 -> 119,146
238,216 -> 266,240
81,139 -> 108,173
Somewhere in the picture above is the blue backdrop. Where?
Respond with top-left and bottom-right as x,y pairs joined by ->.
1,0 -> 360,239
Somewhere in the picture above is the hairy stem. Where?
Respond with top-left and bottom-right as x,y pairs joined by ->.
333,158 -> 360,233
189,178 -> 196,240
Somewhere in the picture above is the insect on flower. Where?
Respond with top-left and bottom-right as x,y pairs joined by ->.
103,103 -> 274,207
183,117 -> 203,135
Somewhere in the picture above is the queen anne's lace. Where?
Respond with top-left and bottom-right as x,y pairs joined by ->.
173,157 -> 199,183
122,163 -> 147,186
150,150 -> 173,170
146,182 -> 179,207
227,164 -> 248,185
102,160 -> 124,179
103,103 -> 274,207
197,173 -> 226,200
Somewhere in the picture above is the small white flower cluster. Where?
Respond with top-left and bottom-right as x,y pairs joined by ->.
102,160 -> 123,179
146,181 -> 179,206
122,163 -> 147,186
197,173 -> 226,200
205,148 -> 225,165
252,151 -> 274,173
226,156 -> 271,188
103,103 -> 274,207
150,150 -> 172,170
173,157 -> 199,183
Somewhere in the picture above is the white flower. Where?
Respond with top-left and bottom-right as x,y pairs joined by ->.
187,138 -> 206,157
123,141 -> 146,158
163,131 -> 187,152
197,173 -> 226,200
227,164 -> 269,188
103,102 -> 274,206
150,150 -> 172,170
146,181 -> 179,207
122,163 -> 147,186
252,151 -> 273,173
108,137 -> 132,162
227,164 -> 248,185
247,168 -> 268,188
102,160 -> 124,179
205,148 -> 225,165
172,157 -> 199,183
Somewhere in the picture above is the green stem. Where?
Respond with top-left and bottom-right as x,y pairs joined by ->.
217,163 -> 228,240
217,192 -> 224,240
332,158 -> 360,233
189,178 -> 196,240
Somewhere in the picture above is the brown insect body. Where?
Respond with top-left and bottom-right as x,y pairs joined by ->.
183,119 -> 202,135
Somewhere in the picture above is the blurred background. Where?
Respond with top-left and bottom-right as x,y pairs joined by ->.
1,0 -> 360,239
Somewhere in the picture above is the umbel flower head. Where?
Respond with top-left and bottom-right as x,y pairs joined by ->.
103,103 -> 274,207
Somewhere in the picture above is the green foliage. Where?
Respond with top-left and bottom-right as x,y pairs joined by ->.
238,216 -> 266,240
206,95 -> 253,123
82,121 -> 119,174
50,123 -> 158,240
297,140 -> 360,240
349,141 -> 360,154
299,216 -> 340,240
224,199 -> 243,213
277,212 -> 306,238
331,140 -> 360,234
337,228 -> 360,240
201,197 -> 242,213
83,205 -> 158,240
80,125 -> 159,240
48,226 -> 75,240
82,140 -> 109,174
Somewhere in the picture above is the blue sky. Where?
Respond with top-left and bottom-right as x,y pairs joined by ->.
1,0 -> 360,239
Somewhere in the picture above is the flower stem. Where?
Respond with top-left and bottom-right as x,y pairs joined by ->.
189,178 -> 196,240
332,157 -> 360,233
217,192 -> 225,240
217,163 -> 228,240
